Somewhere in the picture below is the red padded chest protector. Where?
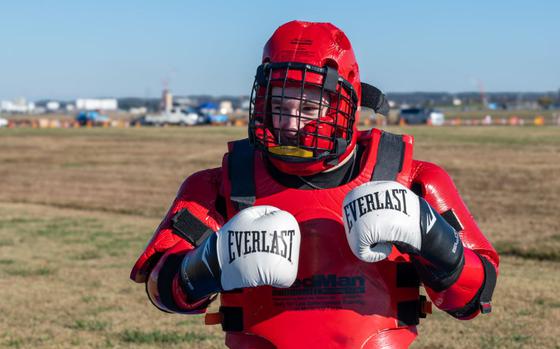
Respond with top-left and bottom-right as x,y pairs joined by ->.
218,129 -> 421,349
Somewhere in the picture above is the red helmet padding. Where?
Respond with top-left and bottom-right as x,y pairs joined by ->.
262,21 -> 361,98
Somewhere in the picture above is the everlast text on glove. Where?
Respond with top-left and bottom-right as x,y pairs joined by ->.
344,188 -> 409,231
227,230 -> 297,263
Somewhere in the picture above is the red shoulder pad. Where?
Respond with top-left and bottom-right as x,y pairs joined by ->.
130,167 -> 225,283
410,160 -> 498,268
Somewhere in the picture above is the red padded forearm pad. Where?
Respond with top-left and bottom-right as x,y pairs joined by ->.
411,160 -> 499,314
424,248 -> 483,317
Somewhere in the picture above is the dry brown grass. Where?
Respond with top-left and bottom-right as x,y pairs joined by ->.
403,126 -> 560,262
0,126 -> 559,348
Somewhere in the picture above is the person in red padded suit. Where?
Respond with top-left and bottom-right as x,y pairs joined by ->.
130,20 -> 498,349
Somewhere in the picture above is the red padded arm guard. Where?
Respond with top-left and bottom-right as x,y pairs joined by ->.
410,160 -> 499,319
146,242 -> 214,313
130,168 -> 225,312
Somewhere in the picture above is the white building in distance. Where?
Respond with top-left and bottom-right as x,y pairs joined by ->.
0,98 -> 35,113
76,98 -> 118,111
219,101 -> 233,115
46,101 -> 60,111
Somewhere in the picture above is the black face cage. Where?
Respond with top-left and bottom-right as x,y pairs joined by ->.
248,62 -> 358,163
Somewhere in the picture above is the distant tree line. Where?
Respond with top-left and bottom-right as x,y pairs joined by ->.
386,91 -> 560,108
33,90 -> 560,112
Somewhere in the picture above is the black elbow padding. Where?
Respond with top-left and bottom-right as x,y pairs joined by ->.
446,253 -> 497,318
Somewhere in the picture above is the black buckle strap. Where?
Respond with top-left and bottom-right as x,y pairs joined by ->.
479,255 -> 497,314
219,306 -> 244,332
446,253 -> 497,318
371,131 -> 405,181
228,139 -> 256,210
172,208 -> 215,247
323,65 -> 339,93
397,295 -> 432,326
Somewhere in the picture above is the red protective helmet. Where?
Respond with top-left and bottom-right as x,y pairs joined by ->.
249,21 -> 361,176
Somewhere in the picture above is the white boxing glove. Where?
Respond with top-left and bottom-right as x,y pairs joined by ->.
342,181 -> 422,263
180,205 -> 301,301
342,181 -> 464,290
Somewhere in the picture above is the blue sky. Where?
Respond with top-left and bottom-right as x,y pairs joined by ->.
0,0 -> 558,100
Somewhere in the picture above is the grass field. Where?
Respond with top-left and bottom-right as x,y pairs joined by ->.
1,126 -> 559,348
438,108 -> 557,121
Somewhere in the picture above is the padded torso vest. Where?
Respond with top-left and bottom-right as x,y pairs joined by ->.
219,129 -> 421,349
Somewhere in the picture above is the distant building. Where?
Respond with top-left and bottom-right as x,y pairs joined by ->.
46,101 -> 60,111
174,96 -> 195,107
76,98 -> 118,111
129,107 -> 148,115
161,89 -> 173,113
0,98 -> 35,113
219,100 -> 233,115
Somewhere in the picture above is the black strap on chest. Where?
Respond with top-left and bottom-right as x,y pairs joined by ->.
228,139 -> 256,210
374,132 -> 426,326
371,131 -> 405,181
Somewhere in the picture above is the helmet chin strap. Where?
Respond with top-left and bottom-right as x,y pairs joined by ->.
325,137 -> 348,167
322,144 -> 355,173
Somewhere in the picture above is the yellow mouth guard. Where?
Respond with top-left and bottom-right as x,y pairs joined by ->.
269,146 -> 314,158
